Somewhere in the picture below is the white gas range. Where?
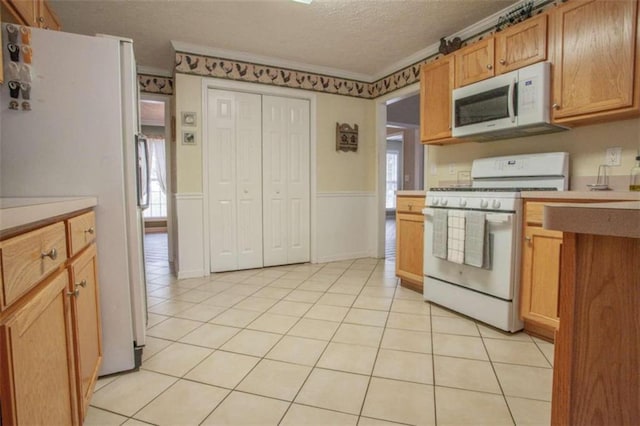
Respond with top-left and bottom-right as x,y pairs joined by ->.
423,152 -> 569,332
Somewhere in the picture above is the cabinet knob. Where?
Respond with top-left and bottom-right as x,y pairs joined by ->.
67,289 -> 80,297
552,103 -> 560,110
76,279 -> 87,289
499,59 -> 506,65
41,248 -> 58,260
408,204 -> 413,211
486,64 -> 493,70
37,17 -> 45,23
84,227 -> 95,234
525,236 -> 532,242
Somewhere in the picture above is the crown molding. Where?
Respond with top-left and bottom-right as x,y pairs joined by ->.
138,65 -> 173,77
171,40 -> 372,82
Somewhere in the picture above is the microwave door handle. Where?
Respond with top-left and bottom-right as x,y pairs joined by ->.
508,78 -> 516,123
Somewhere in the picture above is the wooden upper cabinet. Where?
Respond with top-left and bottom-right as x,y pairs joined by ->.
495,13 -> 547,74
420,56 -> 459,143
1,0 -> 61,30
551,0 -> 639,124
38,0 -> 60,30
455,38 -> 495,87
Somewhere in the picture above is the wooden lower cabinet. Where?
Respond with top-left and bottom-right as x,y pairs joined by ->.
395,195 -> 425,292
0,208 -> 101,425
0,271 -> 78,425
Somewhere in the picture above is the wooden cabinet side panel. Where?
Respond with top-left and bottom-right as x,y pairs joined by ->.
553,0 -> 638,120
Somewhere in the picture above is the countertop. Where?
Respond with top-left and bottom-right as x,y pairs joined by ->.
0,197 -> 98,233
522,190 -> 640,200
396,190 -> 426,197
544,201 -> 640,238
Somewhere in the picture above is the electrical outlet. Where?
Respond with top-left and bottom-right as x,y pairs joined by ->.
449,163 -> 456,175
605,147 -> 622,166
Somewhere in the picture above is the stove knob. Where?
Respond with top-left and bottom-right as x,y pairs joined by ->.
492,200 -> 501,209
480,199 -> 489,209
459,199 -> 467,207
440,198 -> 448,206
432,198 -> 439,206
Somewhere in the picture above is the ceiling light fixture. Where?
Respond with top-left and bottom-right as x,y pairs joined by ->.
292,0 -> 313,4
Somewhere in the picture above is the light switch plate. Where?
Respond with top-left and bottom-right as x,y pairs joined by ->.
605,147 -> 622,166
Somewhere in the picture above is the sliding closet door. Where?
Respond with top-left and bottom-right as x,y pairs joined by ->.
208,89 -> 262,272
262,96 -> 310,266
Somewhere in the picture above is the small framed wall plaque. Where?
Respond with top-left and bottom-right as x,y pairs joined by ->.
181,111 -> 197,127
336,122 -> 358,152
182,130 -> 196,145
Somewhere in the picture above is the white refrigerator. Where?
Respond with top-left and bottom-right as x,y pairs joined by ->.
0,26 -> 148,375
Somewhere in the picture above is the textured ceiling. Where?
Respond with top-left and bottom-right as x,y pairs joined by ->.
51,0 -> 518,78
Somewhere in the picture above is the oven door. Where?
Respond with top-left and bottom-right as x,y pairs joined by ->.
423,208 -> 519,301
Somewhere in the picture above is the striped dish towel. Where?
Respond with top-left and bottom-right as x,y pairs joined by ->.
432,209 -> 448,259
464,211 -> 486,268
447,210 -> 465,264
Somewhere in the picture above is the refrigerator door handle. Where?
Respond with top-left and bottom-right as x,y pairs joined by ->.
135,134 -> 150,209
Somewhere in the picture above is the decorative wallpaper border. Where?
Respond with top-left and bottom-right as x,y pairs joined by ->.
146,0 -> 561,99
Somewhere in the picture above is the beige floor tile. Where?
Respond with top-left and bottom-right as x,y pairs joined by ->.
386,312 -> 430,332
353,296 -> 393,311
121,419 -> 151,425
390,299 -> 431,315
317,292 -> 357,307
146,313 -> 169,328
295,368 -> 369,415
196,281 -> 234,294
93,375 -> 119,392
380,328 -> 431,353
172,289 -> 218,303
233,296 -> 278,312
142,342 -> 212,377
147,300 -> 196,316
146,296 -> 166,308
507,396 -> 551,425
332,323 -> 384,347
83,406 -> 128,425
478,323 -> 533,341
148,286 -> 190,298
357,417 -> 407,425
327,284 -> 364,295
359,287 -> 396,298
285,289 -> 324,303
435,386 -> 513,425
344,308 -> 389,327
91,370 -> 177,416
304,304 -> 350,322
134,380 -> 228,426
174,303 -> 226,322
393,287 -> 424,300
241,275 -> 277,286
431,316 -> 480,337
361,377 -> 435,425
185,350 -> 260,388
373,349 -> 433,384
270,277 -> 305,288
247,312 -> 299,334
201,391 -> 289,425
252,287 -> 293,299
200,293 -> 246,308
237,359 -> 312,401
280,403 -> 358,425
178,323 -> 242,348
266,335 -> 328,366
432,333 -> 489,360
287,318 -> 340,341
317,342 -> 378,375
146,317 -> 202,340
494,363 -> 553,401
141,336 -> 172,362
209,308 -> 262,327
174,277 -> 210,289
223,283 -> 263,296
484,339 -> 551,367
220,329 -> 282,357
297,280 -> 333,292
429,304 -> 461,318
267,300 -> 313,317
534,340 -> 555,367
433,355 -> 501,394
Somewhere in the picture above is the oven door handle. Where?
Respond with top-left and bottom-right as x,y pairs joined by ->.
486,213 -> 512,223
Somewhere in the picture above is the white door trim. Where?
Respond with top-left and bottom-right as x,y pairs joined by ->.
201,78 -> 317,273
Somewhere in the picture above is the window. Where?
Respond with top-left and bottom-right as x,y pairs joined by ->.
143,137 -> 167,219
386,151 -> 399,209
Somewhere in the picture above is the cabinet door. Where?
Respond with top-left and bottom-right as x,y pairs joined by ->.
396,213 -> 424,289
0,272 -> 78,425
552,0 -> 639,122
520,226 -> 562,333
38,0 -> 61,30
3,0 -> 38,26
495,13 -> 547,74
455,38 -> 495,87
420,57 -> 457,143
68,243 -> 102,421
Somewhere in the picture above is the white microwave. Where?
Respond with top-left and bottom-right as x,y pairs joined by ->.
452,62 -> 567,141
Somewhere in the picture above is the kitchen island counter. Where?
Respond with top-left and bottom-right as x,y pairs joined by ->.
0,197 -> 97,235
522,190 -> 640,201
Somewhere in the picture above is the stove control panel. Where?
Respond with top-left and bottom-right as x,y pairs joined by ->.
426,192 -> 520,212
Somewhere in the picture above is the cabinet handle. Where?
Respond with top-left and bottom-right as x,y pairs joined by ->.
408,204 -> 413,211
552,103 -> 560,110
37,16 -> 45,23
76,279 -> 87,289
41,248 -> 58,260
499,59 -> 506,65
84,227 -> 95,234
486,64 -> 493,70
67,289 -> 80,297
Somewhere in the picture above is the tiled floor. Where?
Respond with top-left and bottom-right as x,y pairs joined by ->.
85,233 -> 554,426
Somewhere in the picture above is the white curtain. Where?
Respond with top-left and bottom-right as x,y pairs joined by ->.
148,137 -> 166,195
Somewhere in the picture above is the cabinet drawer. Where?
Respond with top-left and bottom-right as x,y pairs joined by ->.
525,202 -> 546,225
397,196 -> 425,214
0,222 -> 68,309
67,211 -> 96,257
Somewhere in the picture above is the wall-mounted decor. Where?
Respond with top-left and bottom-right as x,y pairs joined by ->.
181,111 -> 197,126
496,1 -> 534,32
182,130 -> 196,145
336,123 -> 358,152
438,37 -> 462,55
